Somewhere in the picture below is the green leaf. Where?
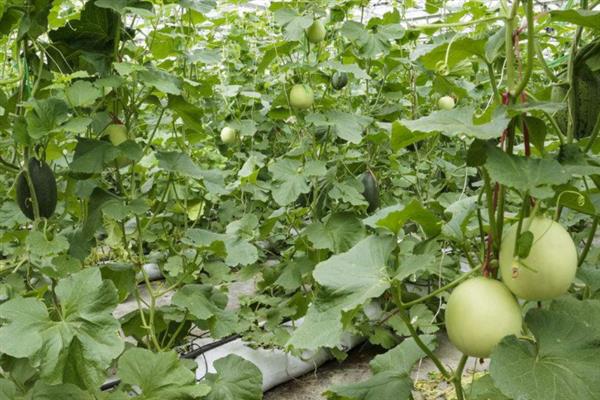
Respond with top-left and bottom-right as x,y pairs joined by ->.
288,236 -> 394,351
551,9 -> 600,30
516,230 -> 534,259
391,121 -> 436,151
441,196 -> 478,241
70,138 -> 119,173
182,229 -> 258,268
25,381 -> 95,399
328,179 -> 369,207
65,81 -> 102,108
306,111 -> 372,144
490,298 -> 600,400
156,151 -> 203,179
364,200 -> 441,236
171,284 -> 228,321
268,158 -> 309,206
399,107 -> 511,140
304,213 -> 365,253
273,8 -> 312,42
485,147 -> 570,198
95,0 -> 154,17
414,36 -> 487,69
341,20 -> 404,59
26,231 -> 69,257
0,269 -> 124,389
138,68 -> 182,95
370,335 -> 436,374
394,254 -> 438,281
313,236 -> 394,304
467,374 -> 510,400
25,98 -> 69,139
324,371 -> 412,400
507,101 -> 564,116
323,61 -> 370,79
167,95 -> 204,133
118,348 -> 211,399
205,354 -> 263,400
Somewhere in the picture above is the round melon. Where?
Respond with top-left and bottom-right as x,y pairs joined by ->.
445,277 -> 522,358
499,216 -> 577,300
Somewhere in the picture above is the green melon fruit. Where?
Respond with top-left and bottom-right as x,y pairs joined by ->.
361,171 -> 379,213
289,84 -> 314,110
16,158 -> 58,220
445,277 -> 522,358
331,72 -> 349,90
306,20 -> 326,43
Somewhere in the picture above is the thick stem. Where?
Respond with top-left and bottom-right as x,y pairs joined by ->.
401,265 -> 482,308
512,192 -> 530,258
511,0 -> 535,98
584,111 -> 600,153
393,288 -> 451,379
504,0 -> 520,91
453,354 -> 469,400
578,216 -> 599,267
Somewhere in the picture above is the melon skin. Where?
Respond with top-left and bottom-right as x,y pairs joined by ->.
499,216 -> 578,300
16,158 -> 58,220
289,84 -> 314,110
445,277 -> 522,358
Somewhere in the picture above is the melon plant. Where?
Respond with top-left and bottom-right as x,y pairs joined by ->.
0,1 -> 597,399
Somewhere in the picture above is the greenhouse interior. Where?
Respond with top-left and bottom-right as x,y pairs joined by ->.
0,0 -> 599,399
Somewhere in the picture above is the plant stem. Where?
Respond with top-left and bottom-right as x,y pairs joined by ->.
512,192 -> 530,258
401,265 -> 482,308
453,354 -> 469,400
535,40 -> 558,82
393,288 -> 451,379
578,216 -> 599,267
504,0 -> 520,91
415,16 -> 502,29
584,111 -> 600,153
486,62 -> 502,104
511,0 -> 535,98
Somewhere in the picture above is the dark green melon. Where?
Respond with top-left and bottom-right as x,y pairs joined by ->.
551,83 -> 569,135
331,72 -> 349,90
361,170 -> 379,213
16,158 -> 58,220
567,41 -> 600,139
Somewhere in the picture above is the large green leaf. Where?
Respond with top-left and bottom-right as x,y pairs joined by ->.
288,236 -> 394,350
25,98 -> 69,139
306,111 -> 372,143
363,200 -> 441,236
551,9 -> 600,30
70,138 -> 119,173
399,107 -> 511,140
0,269 -> 124,389
118,348 -> 211,399
485,147 -> 570,198
324,371 -> 412,400
413,36 -> 487,69
341,20 -> 404,59
303,213 -> 365,253
324,336 -> 436,399
490,298 -> 600,400
273,8 -> 312,42
156,151 -> 203,179
268,158 -> 310,206
205,355 -> 263,400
